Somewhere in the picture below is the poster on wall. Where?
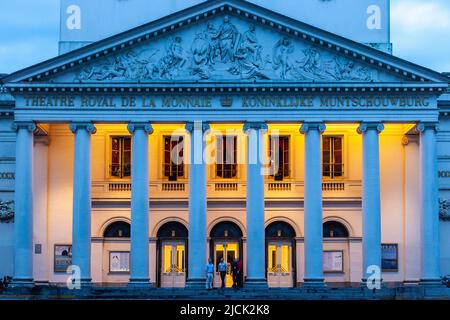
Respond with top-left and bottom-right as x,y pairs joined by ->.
381,244 -> 398,271
54,245 -> 72,273
323,251 -> 343,272
109,251 -> 130,273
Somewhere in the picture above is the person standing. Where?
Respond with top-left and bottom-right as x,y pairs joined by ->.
231,258 -> 239,289
237,258 -> 243,288
218,258 -> 228,289
205,258 -> 214,290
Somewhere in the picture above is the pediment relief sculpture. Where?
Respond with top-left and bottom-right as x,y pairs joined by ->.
70,16 -> 378,82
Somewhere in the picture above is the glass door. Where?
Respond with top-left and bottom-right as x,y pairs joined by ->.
267,242 -> 293,288
160,241 -> 186,288
214,242 -> 239,288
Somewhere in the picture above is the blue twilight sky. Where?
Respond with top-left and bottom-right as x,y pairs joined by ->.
0,0 -> 450,74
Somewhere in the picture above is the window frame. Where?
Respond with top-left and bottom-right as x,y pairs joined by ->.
108,135 -> 132,180
163,135 -> 185,181
268,135 -> 291,181
322,135 -> 344,180
215,134 -> 238,179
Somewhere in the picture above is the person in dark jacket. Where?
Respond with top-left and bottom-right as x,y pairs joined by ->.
231,258 -> 239,289
218,258 -> 228,289
237,258 -> 243,288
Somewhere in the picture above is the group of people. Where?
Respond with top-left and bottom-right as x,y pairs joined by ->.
205,258 -> 243,290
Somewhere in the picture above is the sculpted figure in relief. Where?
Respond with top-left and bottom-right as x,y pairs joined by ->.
153,36 -> 188,79
72,16 -> 376,82
229,24 -> 269,79
191,28 -> 214,79
272,37 -> 295,79
212,15 -> 240,63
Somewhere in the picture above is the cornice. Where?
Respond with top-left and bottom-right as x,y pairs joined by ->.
5,82 -> 447,95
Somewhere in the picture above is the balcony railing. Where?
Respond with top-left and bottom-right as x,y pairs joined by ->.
215,182 -> 239,192
108,182 -> 132,192
93,179 -> 361,199
162,182 -> 185,192
322,181 -> 345,192
268,182 -> 292,191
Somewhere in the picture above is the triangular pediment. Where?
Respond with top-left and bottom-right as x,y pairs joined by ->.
2,0 -> 449,85
51,16 -> 389,83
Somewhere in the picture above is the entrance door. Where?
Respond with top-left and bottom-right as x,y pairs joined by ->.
214,242 -> 239,288
267,242 -> 293,288
160,241 -> 186,288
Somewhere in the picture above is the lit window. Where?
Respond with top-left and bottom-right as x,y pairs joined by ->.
111,136 -> 131,178
269,135 -> 290,180
164,136 -> 184,181
216,135 -> 237,179
323,136 -> 343,178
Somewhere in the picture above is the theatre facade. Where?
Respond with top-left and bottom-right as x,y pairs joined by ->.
1,0 -> 450,288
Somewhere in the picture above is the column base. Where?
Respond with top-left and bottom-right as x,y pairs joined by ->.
303,278 -> 326,288
420,279 -> 443,287
128,278 -> 151,288
10,278 -> 34,288
185,278 -> 207,289
244,279 -> 268,289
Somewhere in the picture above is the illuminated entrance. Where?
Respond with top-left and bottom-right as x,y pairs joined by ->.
266,221 -> 297,288
210,221 -> 243,288
157,222 -> 188,288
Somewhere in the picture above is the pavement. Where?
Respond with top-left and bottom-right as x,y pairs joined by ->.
1,284 -> 450,300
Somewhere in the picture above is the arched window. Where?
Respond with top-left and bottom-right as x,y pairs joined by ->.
265,221 -> 296,238
103,221 -> 130,238
210,221 -> 243,238
157,221 -> 188,238
323,221 -> 349,238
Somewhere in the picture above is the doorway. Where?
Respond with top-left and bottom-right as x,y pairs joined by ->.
214,241 -> 239,288
160,241 -> 186,288
157,221 -> 188,288
265,221 -> 296,288
209,221 -> 243,288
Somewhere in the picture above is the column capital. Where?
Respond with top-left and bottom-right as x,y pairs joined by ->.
12,121 -> 37,133
300,122 -> 326,134
69,122 -> 97,134
243,122 -> 268,133
416,122 -> 439,133
127,122 -> 153,134
185,121 -> 210,134
357,122 -> 384,134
